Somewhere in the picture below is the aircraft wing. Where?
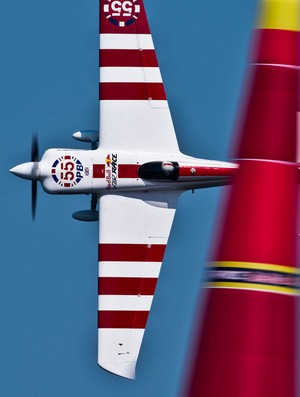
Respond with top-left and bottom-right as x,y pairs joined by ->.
97,192 -> 179,379
99,0 -> 180,154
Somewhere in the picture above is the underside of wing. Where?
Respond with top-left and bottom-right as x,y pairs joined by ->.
97,192 -> 179,379
99,0 -> 180,153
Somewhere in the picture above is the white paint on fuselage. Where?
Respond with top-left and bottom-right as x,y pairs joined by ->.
39,147 -> 237,195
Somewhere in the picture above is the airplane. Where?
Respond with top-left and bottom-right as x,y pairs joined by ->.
10,0 -> 237,380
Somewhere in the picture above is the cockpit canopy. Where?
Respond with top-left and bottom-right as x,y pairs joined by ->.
138,161 -> 179,181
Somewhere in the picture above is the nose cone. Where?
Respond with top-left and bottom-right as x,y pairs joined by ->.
10,162 -> 39,180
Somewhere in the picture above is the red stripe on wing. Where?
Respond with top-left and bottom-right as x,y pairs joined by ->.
98,277 -> 157,295
100,49 -> 158,67
98,243 -> 166,262
98,310 -> 149,328
99,82 -> 166,100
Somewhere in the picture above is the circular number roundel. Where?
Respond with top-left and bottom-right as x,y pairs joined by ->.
103,0 -> 140,27
51,155 -> 84,188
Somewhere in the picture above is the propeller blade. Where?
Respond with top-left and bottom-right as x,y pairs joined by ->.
31,180 -> 37,221
31,131 -> 39,220
31,132 -> 39,163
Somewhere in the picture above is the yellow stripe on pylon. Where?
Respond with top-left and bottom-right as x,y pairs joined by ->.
206,281 -> 299,296
257,0 -> 300,31
210,261 -> 300,275
207,281 -> 299,296
207,261 -> 300,296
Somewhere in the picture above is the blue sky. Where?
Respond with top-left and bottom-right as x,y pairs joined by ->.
0,1 -> 256,396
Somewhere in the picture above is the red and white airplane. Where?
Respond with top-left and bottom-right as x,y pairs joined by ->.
10,0 -> 237,380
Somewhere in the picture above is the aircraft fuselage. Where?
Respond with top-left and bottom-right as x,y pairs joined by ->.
12,148 -> 237,196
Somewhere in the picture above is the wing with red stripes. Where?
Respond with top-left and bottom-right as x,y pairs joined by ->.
97,192 -> 179,379
99,0 -> 180,153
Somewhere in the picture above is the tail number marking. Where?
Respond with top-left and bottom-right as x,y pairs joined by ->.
103,0 -> 140,27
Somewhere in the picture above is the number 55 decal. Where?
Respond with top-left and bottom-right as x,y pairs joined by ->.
52,156 -> 84,187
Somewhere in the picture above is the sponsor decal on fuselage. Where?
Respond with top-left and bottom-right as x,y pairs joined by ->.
105,154 -> 118,190
51,155 -> 84,187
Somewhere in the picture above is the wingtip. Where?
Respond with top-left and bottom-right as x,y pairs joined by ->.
98,360 -> 136,380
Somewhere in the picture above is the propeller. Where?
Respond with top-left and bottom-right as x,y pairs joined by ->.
31,132 -> 39,220
10,132 -> 41,220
